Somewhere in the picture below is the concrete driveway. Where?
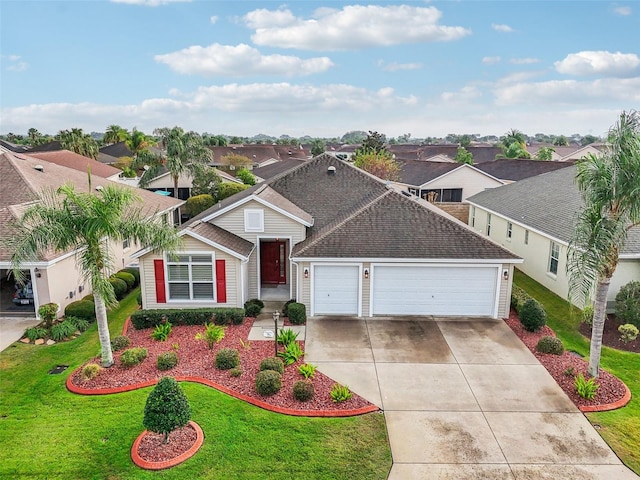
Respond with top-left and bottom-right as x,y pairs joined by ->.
0,316 -> 39,353
304,317 -> 639,480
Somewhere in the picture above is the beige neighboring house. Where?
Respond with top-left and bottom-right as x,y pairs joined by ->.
0,151 -> 183,318
134,155 -> 521,319
527,144 -> 604,162
467,165 -> 640,309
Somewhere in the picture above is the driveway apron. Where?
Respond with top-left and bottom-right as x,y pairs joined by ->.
305,317 -> 639,480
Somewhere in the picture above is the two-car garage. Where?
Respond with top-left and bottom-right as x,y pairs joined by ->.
312,264 -> 499,317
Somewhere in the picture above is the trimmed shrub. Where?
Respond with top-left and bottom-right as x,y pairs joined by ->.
282,299 -> 296,317
81,363 -> 101,380
618,323 -> 639,343
64,300 -> 96,321
37,302 -> 58,328
136,291 -> 142,307
246,298 -> 264,308
111,335 -> 131,351
293,380 -> 314,402
287,302 -> 306,325
143,377 -> 191,444
82,294 -> 95,303
121,267 -> 140,286
217,182 -> 249,202
109,277 -> 128,300
215,348 -> 240,370
121,347 -> 148,368
157,351 -> 179,371
536,336 -> 564,355
230,367 -> 242,377
259,357 -> 284,375
184,194 -> 215,217
510,285 -> 529,312
244,299 -> 263,318
130,308 -> 245,329
236,167 -> 256,186
518,298 -> 547,332
255,370 -> 282,396
615,281 -> 640,328
113,271 -> 135,290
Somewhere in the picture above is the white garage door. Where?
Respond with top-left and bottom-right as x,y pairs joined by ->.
372,265 -> 498,316
314,265 -> 359,315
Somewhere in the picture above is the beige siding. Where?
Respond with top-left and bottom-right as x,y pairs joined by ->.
146,172 -> 193,189
298,261 -> 311,309
139,235 -> 243,310
361,262 -> 371,317
497,264 -> 515,318
421,167 -> 503,201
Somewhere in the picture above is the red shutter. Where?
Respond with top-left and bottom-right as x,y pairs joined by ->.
154,259 -> 166,303
216,259 -> 226,303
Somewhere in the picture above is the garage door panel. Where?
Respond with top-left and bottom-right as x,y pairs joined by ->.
372,266 -> 497,316
314,265 -> 359,315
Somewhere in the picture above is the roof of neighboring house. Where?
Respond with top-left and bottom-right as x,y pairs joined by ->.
0,139 -> 30,153
99,142 -> 133,158
182,222 -> 254,259
27,140 -> 63,152
253,158 -> 307,181
28,150 -> 122,179
0,151 -> 184,262
210,145 -> 309,165
467,165 -> 640,256
475,159 -> 575,182
397,161 -> 461,186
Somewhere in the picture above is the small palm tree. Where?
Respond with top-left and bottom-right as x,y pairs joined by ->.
10,183 -> 182,366
103,125 -> 129,145
568,110 -> 640,377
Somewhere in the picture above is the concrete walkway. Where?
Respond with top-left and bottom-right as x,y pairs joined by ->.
304,317 -> 639,480
0,316 -> 39,352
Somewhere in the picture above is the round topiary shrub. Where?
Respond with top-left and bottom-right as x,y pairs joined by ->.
615,280 -> 640,328
82,294 -> 95,303
81,363 -> 101,380
157,351 -> 179,371
121,267 -> 140,286
230,367 -> 242,377
111,335 -> 131,351
287,302 -> 306,325
64,300 -> 96,321
536,336 -> 564,355
259,356 -> 284,375
215,348 -> 240,370
255,370 -> 282,396
293,380 -> 314,402
143,377 -> 191,444
244,303 -> 262,318
518,298 -> 547,332
121,347 -> 148,368
113,271 -> 135,290
282,299 -> 296,317
109,277 -> 128,300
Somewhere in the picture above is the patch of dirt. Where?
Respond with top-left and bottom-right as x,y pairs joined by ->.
578,315 -> 640,354
505,310 -> 628,409
69,318 -> 373,413
136,423 -> 197,463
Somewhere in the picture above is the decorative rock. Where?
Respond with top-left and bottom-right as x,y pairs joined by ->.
34,339 -> 45,345
46,339 -> 56,346
20,338 -> 31,344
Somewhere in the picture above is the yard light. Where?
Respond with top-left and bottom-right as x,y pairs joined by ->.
273,310 -> 280,356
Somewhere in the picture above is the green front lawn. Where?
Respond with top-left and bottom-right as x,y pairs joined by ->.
0,290 -> 391,480
515,270 -> 640,474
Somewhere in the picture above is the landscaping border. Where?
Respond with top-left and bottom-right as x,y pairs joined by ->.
131,420 -> 204,470
580,382 -> 632,413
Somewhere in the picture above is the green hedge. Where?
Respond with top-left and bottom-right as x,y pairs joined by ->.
130,308 -> 245,330
64,300 -> 96,320
121,267 -> 140,286
287,302 -> 306,325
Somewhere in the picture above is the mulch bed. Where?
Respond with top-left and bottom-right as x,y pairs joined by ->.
136,423 -> 197,463
578,315 -> 640,354
505,309 -> 629,409
68,318 -> 374,414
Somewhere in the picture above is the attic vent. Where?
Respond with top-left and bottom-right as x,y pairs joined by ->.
34,164 -> 44,172
327,166 -> 336,175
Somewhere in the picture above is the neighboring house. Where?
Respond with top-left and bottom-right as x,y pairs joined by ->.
253,158 -> 306,182
134,155 -> 521,319
0,151 -> 183,318
142,168 -> 242,200
474,159 -> 575,183
467,165 -> 640,309
210,144 -> 310,169
27,150 -> 123,182
527,144 -> 604,162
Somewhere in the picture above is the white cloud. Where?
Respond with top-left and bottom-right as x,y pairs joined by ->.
441,86 -> 482,103
210,16 -> 218,24
555,51 -> 640,77
492,23 -> 514,33
510,57 -> 540,65
3,55 -> 29,72
110,0 -> 190,6
378,60 -> 423,72
613,5 -> 632,16
155,43 -> 334,77
244,5 -> 471,50
482,56 -> 501,65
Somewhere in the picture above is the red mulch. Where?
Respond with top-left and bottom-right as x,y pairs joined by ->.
505,309 -> 628,409
578,315 -> 640,353
69,318 -> 373,413
136,423 -> 197,463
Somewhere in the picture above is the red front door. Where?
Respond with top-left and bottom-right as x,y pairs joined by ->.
260,241 -> 287,284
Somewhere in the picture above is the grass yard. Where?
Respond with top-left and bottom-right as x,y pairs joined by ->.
0,290 -> 391,480
514,270 -> 640,475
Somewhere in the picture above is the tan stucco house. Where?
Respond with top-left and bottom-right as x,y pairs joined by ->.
135,154 -> 522,318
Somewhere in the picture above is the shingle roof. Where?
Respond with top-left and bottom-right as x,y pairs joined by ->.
475,159 -> 575,182
99,142 -> 133,158
397,161 -> 461,186
253,158 -> 307,181
184,222 -> 254,258
28,150 -> 122,179
467,165 -> 640,255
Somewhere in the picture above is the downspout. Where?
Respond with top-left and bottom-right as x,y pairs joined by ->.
241,245 -> 257,306
290,258 -> 300,302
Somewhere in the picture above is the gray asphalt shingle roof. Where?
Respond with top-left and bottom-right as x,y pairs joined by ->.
184,222 -> 254,258
475,159 -> 575,182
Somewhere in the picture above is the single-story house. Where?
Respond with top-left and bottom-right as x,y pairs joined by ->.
0,151 -> 183,318
134,154 -> 521,318
27,150 -> 124,182
466,165 -> 640,308
474,158 -> 575,183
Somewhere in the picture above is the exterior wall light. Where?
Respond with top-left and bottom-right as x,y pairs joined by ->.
364,268 -> 369,279
503,269 -> 509,281
304,268 -> 309,279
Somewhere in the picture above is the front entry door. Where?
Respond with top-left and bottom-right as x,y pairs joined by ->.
260,241 -> 287,284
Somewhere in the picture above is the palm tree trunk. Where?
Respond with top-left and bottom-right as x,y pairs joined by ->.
588,276 -> 611,378
94,294 -> 114,367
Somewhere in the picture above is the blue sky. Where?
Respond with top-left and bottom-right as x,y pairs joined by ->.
1,0 -> 638,138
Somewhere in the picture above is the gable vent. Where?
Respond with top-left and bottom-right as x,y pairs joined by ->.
327,166 -> 336,175
33,165 -> 44,172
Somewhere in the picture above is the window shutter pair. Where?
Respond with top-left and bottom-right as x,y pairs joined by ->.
153,259 -> 226,303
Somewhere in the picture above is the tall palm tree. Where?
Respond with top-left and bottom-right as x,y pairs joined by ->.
58,128 -> 99,160
126,128 -> 155,159
10,183 -> 182,366
568,110 -> 640,377
141,127 -> 211,198
103,125 -> 129,145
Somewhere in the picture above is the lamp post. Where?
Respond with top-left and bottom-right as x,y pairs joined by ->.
273,310 -> 280,356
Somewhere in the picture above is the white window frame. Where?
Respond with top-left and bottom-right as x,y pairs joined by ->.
166,252 -> 216,302
471,206 -> 476,227
122,238 -> 130,250
506,222 -> 513,241
548,241 -> 560,275
486,213 -> 492,236
244,209 -> 264,233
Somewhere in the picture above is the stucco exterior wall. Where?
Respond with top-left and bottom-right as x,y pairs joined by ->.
420,167 -> 503,201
